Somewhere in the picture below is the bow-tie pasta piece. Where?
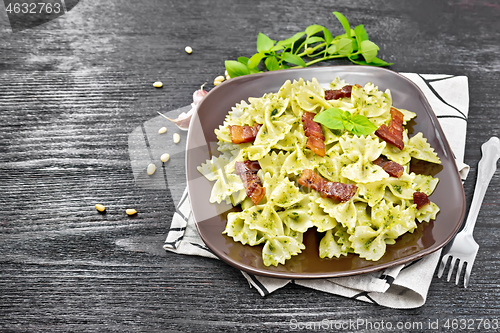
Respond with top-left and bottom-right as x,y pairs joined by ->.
262,236 -> 306,267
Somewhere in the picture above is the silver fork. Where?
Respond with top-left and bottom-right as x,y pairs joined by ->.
437,136 -> 500,288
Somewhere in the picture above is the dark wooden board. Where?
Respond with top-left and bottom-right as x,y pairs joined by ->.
1,0 -> 500,331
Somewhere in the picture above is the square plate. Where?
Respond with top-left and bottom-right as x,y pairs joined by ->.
186,66 -> 465,279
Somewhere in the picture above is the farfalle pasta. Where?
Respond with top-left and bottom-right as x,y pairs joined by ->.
197,77 -> 441,267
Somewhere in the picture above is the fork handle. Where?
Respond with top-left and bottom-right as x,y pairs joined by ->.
462,137 -> 500,235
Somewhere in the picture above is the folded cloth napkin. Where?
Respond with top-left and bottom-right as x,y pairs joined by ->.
128,73 -> 469,309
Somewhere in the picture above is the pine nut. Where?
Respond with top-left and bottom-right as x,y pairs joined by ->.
95,204 -> 106,212
126,209 -> 137,216
185,46 -> 193,54
173,133 -> 181,143
147,163 -> 157,175
214,76 -> 225,86
161,153 -> 170,163
153,81 -> 163,88
158,127 -> 167,134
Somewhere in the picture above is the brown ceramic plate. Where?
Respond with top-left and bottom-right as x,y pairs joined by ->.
186,66 -> 466,279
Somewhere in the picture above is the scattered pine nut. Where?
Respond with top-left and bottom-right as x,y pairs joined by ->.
173,133 -> 181,143
214,75 -> 225,86
95,204 -> 106,212
158,127 -> 167,134
214,75 -> 225,82
147,163 -> 157,175
185,46 -> 193,54
161,153 -> 170,163
126,209 -> 137,216
153,81 -> 163,88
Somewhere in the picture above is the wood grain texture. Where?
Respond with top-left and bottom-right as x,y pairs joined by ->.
1,0 -> 500,332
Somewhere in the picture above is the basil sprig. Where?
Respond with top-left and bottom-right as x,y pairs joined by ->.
225,12 -> 392,78
313,108 -> 378,136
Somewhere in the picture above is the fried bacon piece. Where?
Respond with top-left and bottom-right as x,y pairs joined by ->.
235,160 -> 266,205
301,112 -> 325,156
325,85 -> 353,100
229,123 -> 262,144
375,107 -> 405,150
389,107 -> 404,136
375,125 -> 404,150
298,169 -> 357,202
413,191 -> 430,210
324,84 -> 362,100
373,157 -> 404,178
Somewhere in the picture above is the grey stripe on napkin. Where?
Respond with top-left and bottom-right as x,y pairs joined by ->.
128,73 -> 469,309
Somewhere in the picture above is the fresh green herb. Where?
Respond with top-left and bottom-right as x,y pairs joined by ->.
225,11 -> 392,78
313,107 -> 378,136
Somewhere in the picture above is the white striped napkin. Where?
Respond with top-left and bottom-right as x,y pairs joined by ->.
129,73 -> 469,309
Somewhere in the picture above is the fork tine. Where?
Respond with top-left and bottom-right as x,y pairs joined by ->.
446,256 -> 458,282
455,259 -> 465,285
437,254 -> 450,278
464,261 -> 473,288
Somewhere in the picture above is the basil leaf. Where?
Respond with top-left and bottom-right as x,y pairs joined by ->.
248,52 -> 266,69
360,40 -> 379,63
276,31 -> 305,47
256,33 -> 276,52
350,114 -> 378,136
265,56 -> 280,71
225,60 -> 251,78
237,57 -> 250,65
335,38 -> 353,56
313,108 -> 345,130
305,36 -> 325,44
323,28 -> 334,45
270,44 -> 284,52
351,38 -> 359,52
326,44 -> 337,55
348,55 -> 392,66
367,56 -> 394,66
354,24 -> 369,48
305,24 -> 325,37
282,52 -> 306,67
333,11 -> 351,38
249,68 -> 262,74
343,120 -> 354,132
